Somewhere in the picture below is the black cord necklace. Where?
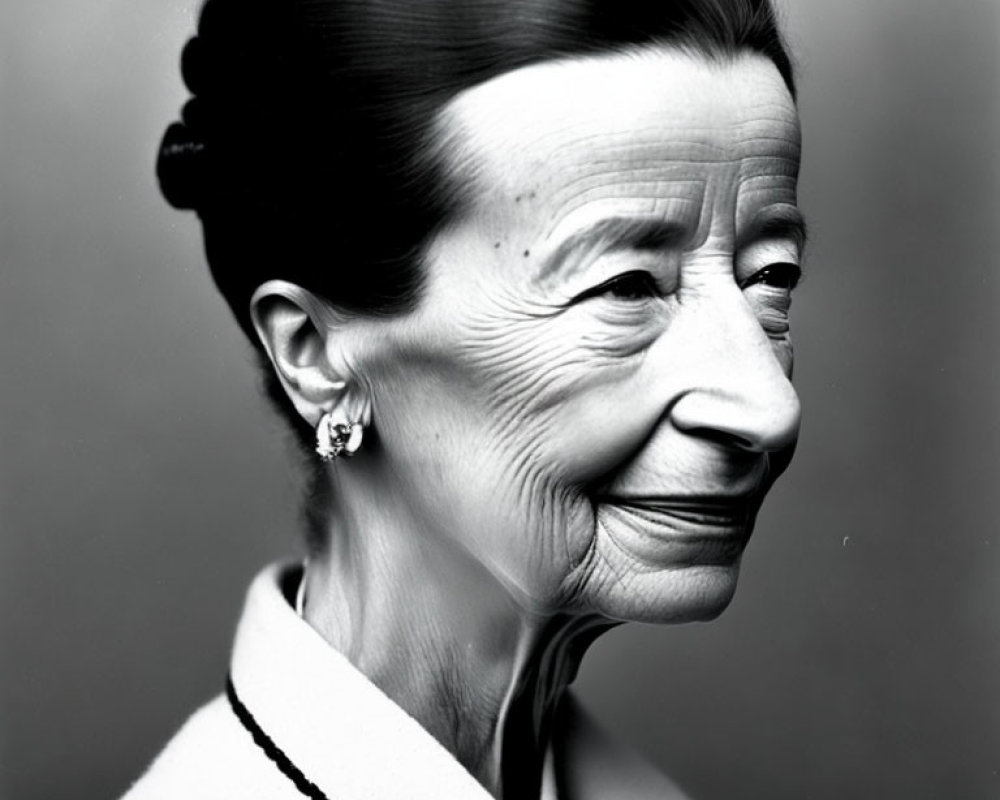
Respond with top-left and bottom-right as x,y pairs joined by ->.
225,674 -> 330,800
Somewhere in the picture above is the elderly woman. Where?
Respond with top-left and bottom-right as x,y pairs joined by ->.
126,0 -> 804,797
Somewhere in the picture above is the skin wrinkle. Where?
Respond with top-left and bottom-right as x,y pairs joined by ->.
463,238 -> 782,607
475,379 -> 597,611
544,145 -> 800,190
735,200 -> 806,255
469,102 -> 798,170
543,152 -> 799,237
519,112 -> 803,148
536,223 -> 688,292
458,294 -> 649,428
541,234 -> 660,282
577,325 -> 657,362
534,126 -> 799,195
262,47 -> 805,799
480,436 -> 559,568
587,519 -> 740,618
547,182 -> 707,243
488,341 -> 639,419
484,310 -> 648,608
457,314 -> 557,374
579,521 -> 647,606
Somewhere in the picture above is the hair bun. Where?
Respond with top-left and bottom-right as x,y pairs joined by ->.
156,121 -> 208,210
180,36 -> 207,96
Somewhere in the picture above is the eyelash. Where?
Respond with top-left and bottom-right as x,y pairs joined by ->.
739,262 -> 802,291
572,262 -> 802,305
573,271 -> 659,302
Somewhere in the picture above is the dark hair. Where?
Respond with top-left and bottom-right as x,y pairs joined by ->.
157,0 -> 795,548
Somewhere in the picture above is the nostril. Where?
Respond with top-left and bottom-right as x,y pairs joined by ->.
669,388 -> 801,455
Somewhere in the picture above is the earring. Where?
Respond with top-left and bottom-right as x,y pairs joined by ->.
315,412 -> 364,461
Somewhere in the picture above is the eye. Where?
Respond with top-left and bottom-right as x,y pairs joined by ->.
573,270 -> 659,303
739,262 -> 802,291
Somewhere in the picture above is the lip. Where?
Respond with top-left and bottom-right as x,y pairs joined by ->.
598,495 -> 760,543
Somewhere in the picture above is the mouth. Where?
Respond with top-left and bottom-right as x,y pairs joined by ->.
606,496 -> 757,526
596,495 -> 762,564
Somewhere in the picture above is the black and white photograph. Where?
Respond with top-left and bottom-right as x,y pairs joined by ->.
1,1 -> 997,798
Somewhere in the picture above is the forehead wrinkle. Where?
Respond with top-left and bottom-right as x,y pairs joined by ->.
506,119 -> 799,199
536,128 -> 799,238
500,98 -> 800,150
736,174 -> 800,202
506,127 -> 798,192
489,97 -> 798,161
543,146 -> 799,244
694,164 -> 804,253
446,101 -> 798,213
688,167 -> 740,248
544,151 -> 798,234
540,123 -> 800,173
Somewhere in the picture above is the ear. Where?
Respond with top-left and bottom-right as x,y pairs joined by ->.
249,280 -> 369,429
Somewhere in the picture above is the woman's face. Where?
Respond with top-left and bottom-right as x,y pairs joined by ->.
354,48 -> 803,623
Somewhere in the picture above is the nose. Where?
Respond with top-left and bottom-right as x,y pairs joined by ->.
667,293 -> 801,455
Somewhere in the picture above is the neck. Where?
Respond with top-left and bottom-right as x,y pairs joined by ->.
300,467 -> 610,799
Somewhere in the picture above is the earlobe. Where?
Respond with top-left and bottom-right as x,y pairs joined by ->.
249,280 -> 352,426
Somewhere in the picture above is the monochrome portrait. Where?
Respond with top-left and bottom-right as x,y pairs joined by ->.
1,1 -> 997,798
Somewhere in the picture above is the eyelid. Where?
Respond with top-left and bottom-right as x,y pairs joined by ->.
737,234 -> 802,281
569,270 -> 658,303
738,262 -> 802,291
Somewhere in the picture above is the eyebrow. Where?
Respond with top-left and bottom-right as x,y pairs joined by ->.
539,217 -> 689,282
738,204 -> 809,252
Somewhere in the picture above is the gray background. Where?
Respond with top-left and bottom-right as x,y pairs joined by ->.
2,1 -> 998,798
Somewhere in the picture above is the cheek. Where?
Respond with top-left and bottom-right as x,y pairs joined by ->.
464,302 -> 668,489
530,372 -> 663,488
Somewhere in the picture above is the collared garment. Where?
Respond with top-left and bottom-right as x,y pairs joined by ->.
121,563 -> 689,800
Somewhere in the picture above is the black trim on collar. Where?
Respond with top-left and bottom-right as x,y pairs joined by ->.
226,674 -> 330,800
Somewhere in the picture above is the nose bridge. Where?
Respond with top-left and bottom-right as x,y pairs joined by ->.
667,284 -> 801,453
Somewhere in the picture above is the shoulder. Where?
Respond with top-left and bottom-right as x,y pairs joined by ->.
557,694 -> 693,800
120,695 -> 299,800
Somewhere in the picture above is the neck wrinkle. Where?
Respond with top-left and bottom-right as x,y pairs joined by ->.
300,467 -> 612,800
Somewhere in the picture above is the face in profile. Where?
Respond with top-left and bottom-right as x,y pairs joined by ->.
349,47 -> 803,624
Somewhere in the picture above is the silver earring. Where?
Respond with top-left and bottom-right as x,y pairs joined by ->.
315,413 -> 364,461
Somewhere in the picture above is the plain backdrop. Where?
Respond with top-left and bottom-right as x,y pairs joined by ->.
1,1 -> 998,798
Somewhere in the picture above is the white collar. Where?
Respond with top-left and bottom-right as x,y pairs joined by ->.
229,562 -> 498,800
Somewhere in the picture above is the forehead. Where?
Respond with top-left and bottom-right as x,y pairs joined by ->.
439,47 -> 800,247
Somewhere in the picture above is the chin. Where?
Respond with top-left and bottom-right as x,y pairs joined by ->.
577,502 -> 753,623
623,562 -> 739,624
600,562 -> 745,624
662,564 -> 744,622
